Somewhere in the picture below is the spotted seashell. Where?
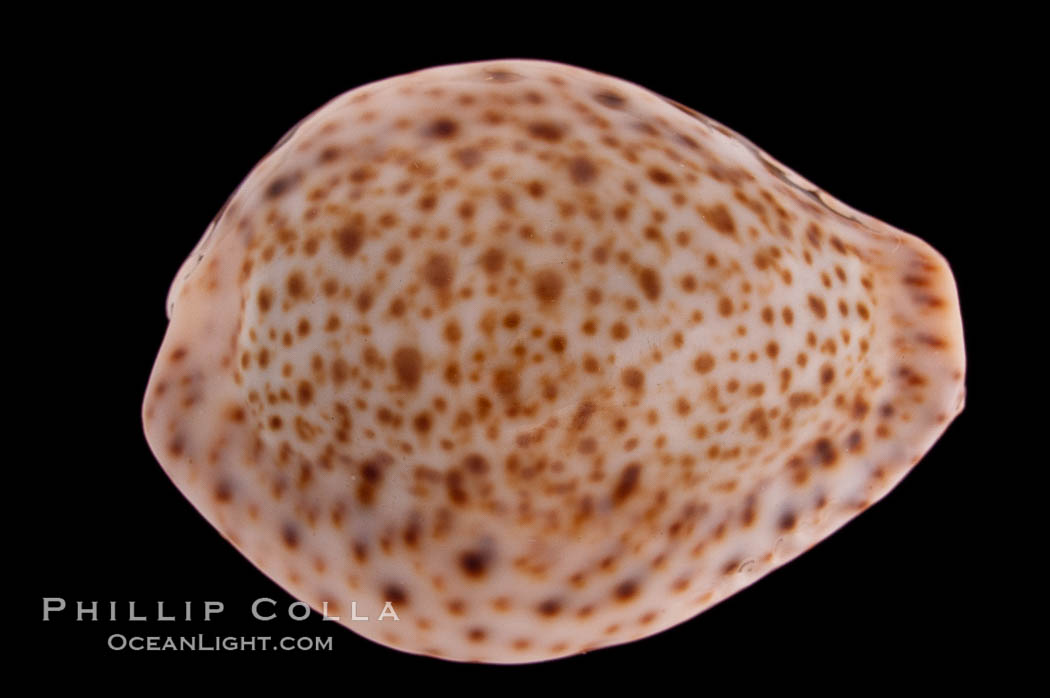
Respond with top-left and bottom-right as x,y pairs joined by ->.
142,60 -> 965,663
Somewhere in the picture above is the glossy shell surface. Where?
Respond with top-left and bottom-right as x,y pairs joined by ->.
142,59 -> 966,663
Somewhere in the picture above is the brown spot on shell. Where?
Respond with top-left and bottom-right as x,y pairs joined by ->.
533,269 -> 564,303
594,91 -> 626,108
335,224 -> 363,258
694,353 -> 715,374
612,463 -> 641,505
393,347 -> 423,389
296,381 -> 313,406
480,247 -> 505,274
423,253 -> 454,289
286,271 -> 305,299
493,367 -> 520,395
265,172 -> 300,199
614,579 -> 639,601
537,598 -> 562,617
814,438 -> 837,467
637,267 -> 661,301
460,549 -> 492,579
257,288 -> 273,313
423,117 -> 459,138
485,69 -> 522,82
647,167 -> 674,186
568,156 -> 597,185
383,584 -> 409,605
528,121 -> 564,141
808,295 -> 827,319
621,367 -> 645,391
699,204 -> 736,236
454,147 -> 482,169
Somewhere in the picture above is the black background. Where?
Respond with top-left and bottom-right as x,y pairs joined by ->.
23,16 -> 1011,684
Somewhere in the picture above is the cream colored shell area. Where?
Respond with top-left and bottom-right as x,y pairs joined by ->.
143,60 -> 966,663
